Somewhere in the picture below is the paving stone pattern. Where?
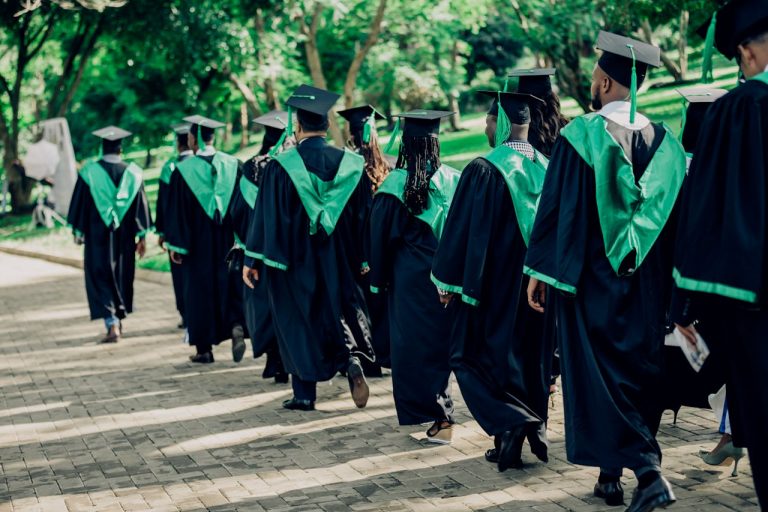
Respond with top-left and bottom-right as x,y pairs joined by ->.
0,252 -> 759,511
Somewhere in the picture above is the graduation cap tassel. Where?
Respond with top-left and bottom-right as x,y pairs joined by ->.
384,118 -> 401,155
269,107 -> 292,158
701,12 -> 717,84
362,116 -> 375,145
626,44 -> 638,125
679,99 -> 687,142
503,78 -> 510,93
494,92 -> 512,148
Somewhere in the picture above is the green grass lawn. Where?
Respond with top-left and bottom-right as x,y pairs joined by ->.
1,58 -> 741,272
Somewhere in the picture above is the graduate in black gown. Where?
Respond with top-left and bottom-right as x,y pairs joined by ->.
338,105 -> 392,377
431,92 -> 552,467
369,110 -> 459,444
67,126 -> 151,344
164,115 -> 246,364
672,1 -> 768,505
155,123 -> 194,331
230,110 -> 290,383
524,32 -> 687,511
510,69 -> 570,397
242,85 -> 374,411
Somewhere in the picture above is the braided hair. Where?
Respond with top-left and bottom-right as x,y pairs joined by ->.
396,136 -> 441,215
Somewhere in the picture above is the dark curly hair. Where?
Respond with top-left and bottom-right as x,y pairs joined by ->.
396,136 -> 441,215
528,89 -> 569,157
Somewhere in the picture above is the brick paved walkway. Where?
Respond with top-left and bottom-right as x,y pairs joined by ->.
0,252 -> 759,511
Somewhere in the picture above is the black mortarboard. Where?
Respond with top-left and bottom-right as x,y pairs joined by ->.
703,0 -> 768,60
183,115 -> 225,148
478,91 -> 542,124
677,87 -> 728,152
509,68 -> 556,97
596,31 -> 661,88
92,126 -> 132,141
393,110 -> 455,138
252,110 -> 289,131
338,105 -> 385,133
286,84 -> 340,130
171,123 -> 192,135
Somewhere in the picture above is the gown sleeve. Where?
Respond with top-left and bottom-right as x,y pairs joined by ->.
154,181 -> 168,237
673,84 -> 768,305
368,193 -> 408,293
244,160 -> 302,271
66,175 -> 91,239
163,170 -> 194,255
134,185 -> 152,238
524,137 -> 591,295
431,158 -> 507,306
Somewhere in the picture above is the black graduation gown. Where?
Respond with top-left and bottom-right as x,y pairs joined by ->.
525,124 -> 677,471
245,137 -> 374,382
369,194 -> 453,425
155,154 -> 192,321
164,153 -> 242,351
431,158 -> 551,437
361,172 -> 391,370
672,77 -> 768,507
230,158 -> 280,366
67,160 -> 151,321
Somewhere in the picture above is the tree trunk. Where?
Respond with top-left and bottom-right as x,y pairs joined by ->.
640,19 -> 683,82
447,40 -> 461,131
255,8 -> 281,110
678,10 -> 689,79
144,148 -> 152,168
342,0 -> 388,109
229,72 -> 262,116
300,2 -> 344,145
240,101 -> 249,150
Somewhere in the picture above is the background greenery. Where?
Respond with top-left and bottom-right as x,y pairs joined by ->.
1,0 -> 736,270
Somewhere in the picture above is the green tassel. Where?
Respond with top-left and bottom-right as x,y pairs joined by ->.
269,106 -> 292,157
503,77 -> 510,93
362,115 -> 375,144
679,99 -> 687,142
197,125 -> 206,154
701,12 -> 717,84
384,118 -> 401,155
494,91 -> 512,148
626,44 -> 638,125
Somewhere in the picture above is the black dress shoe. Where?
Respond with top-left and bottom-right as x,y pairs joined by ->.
594,481 -> 625,507
626,475 -> 676,512
189,352 -> 214,364
497,427 -> 525,472
347,357 -> 370,408
282,398 -> 315,411
231,324 -> 246,363
527,423 -> 549,463
485,448 -> 499,463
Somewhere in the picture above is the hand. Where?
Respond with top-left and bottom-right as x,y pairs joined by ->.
158,236 -> 166,250
243,265 -> 259,289
527,278 -> 546,313
439,293 -> 454,306
170,251 -> 183,265
136,238 -> 146,259
674,323 -> 698,347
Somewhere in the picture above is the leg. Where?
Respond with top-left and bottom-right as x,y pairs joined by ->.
99,315 -> 120,344
594,467 -> 625,507
283,375 -> 316,411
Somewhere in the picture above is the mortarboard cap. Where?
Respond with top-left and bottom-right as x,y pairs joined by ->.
707,0 -> 768,60
171,123 -> 191,135
676,87 -> 728,152
338,105 -> 385,132
252,110 -> 289,131
182,115 -> 226,129
92,126 -> 132,141
286,85 -> 340,117
509,68 -> 556,97
596,31 -> 661,88
478,91 -> 542,124
393,110 -> 455,138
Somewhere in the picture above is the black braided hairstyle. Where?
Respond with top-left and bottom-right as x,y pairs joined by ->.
396,135 -> 441,215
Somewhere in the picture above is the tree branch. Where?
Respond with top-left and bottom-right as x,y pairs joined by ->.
27,11 -> 58,60
342,0 -> 387,108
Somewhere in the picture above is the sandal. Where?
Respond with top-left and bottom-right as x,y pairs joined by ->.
426,420 -> 453,445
